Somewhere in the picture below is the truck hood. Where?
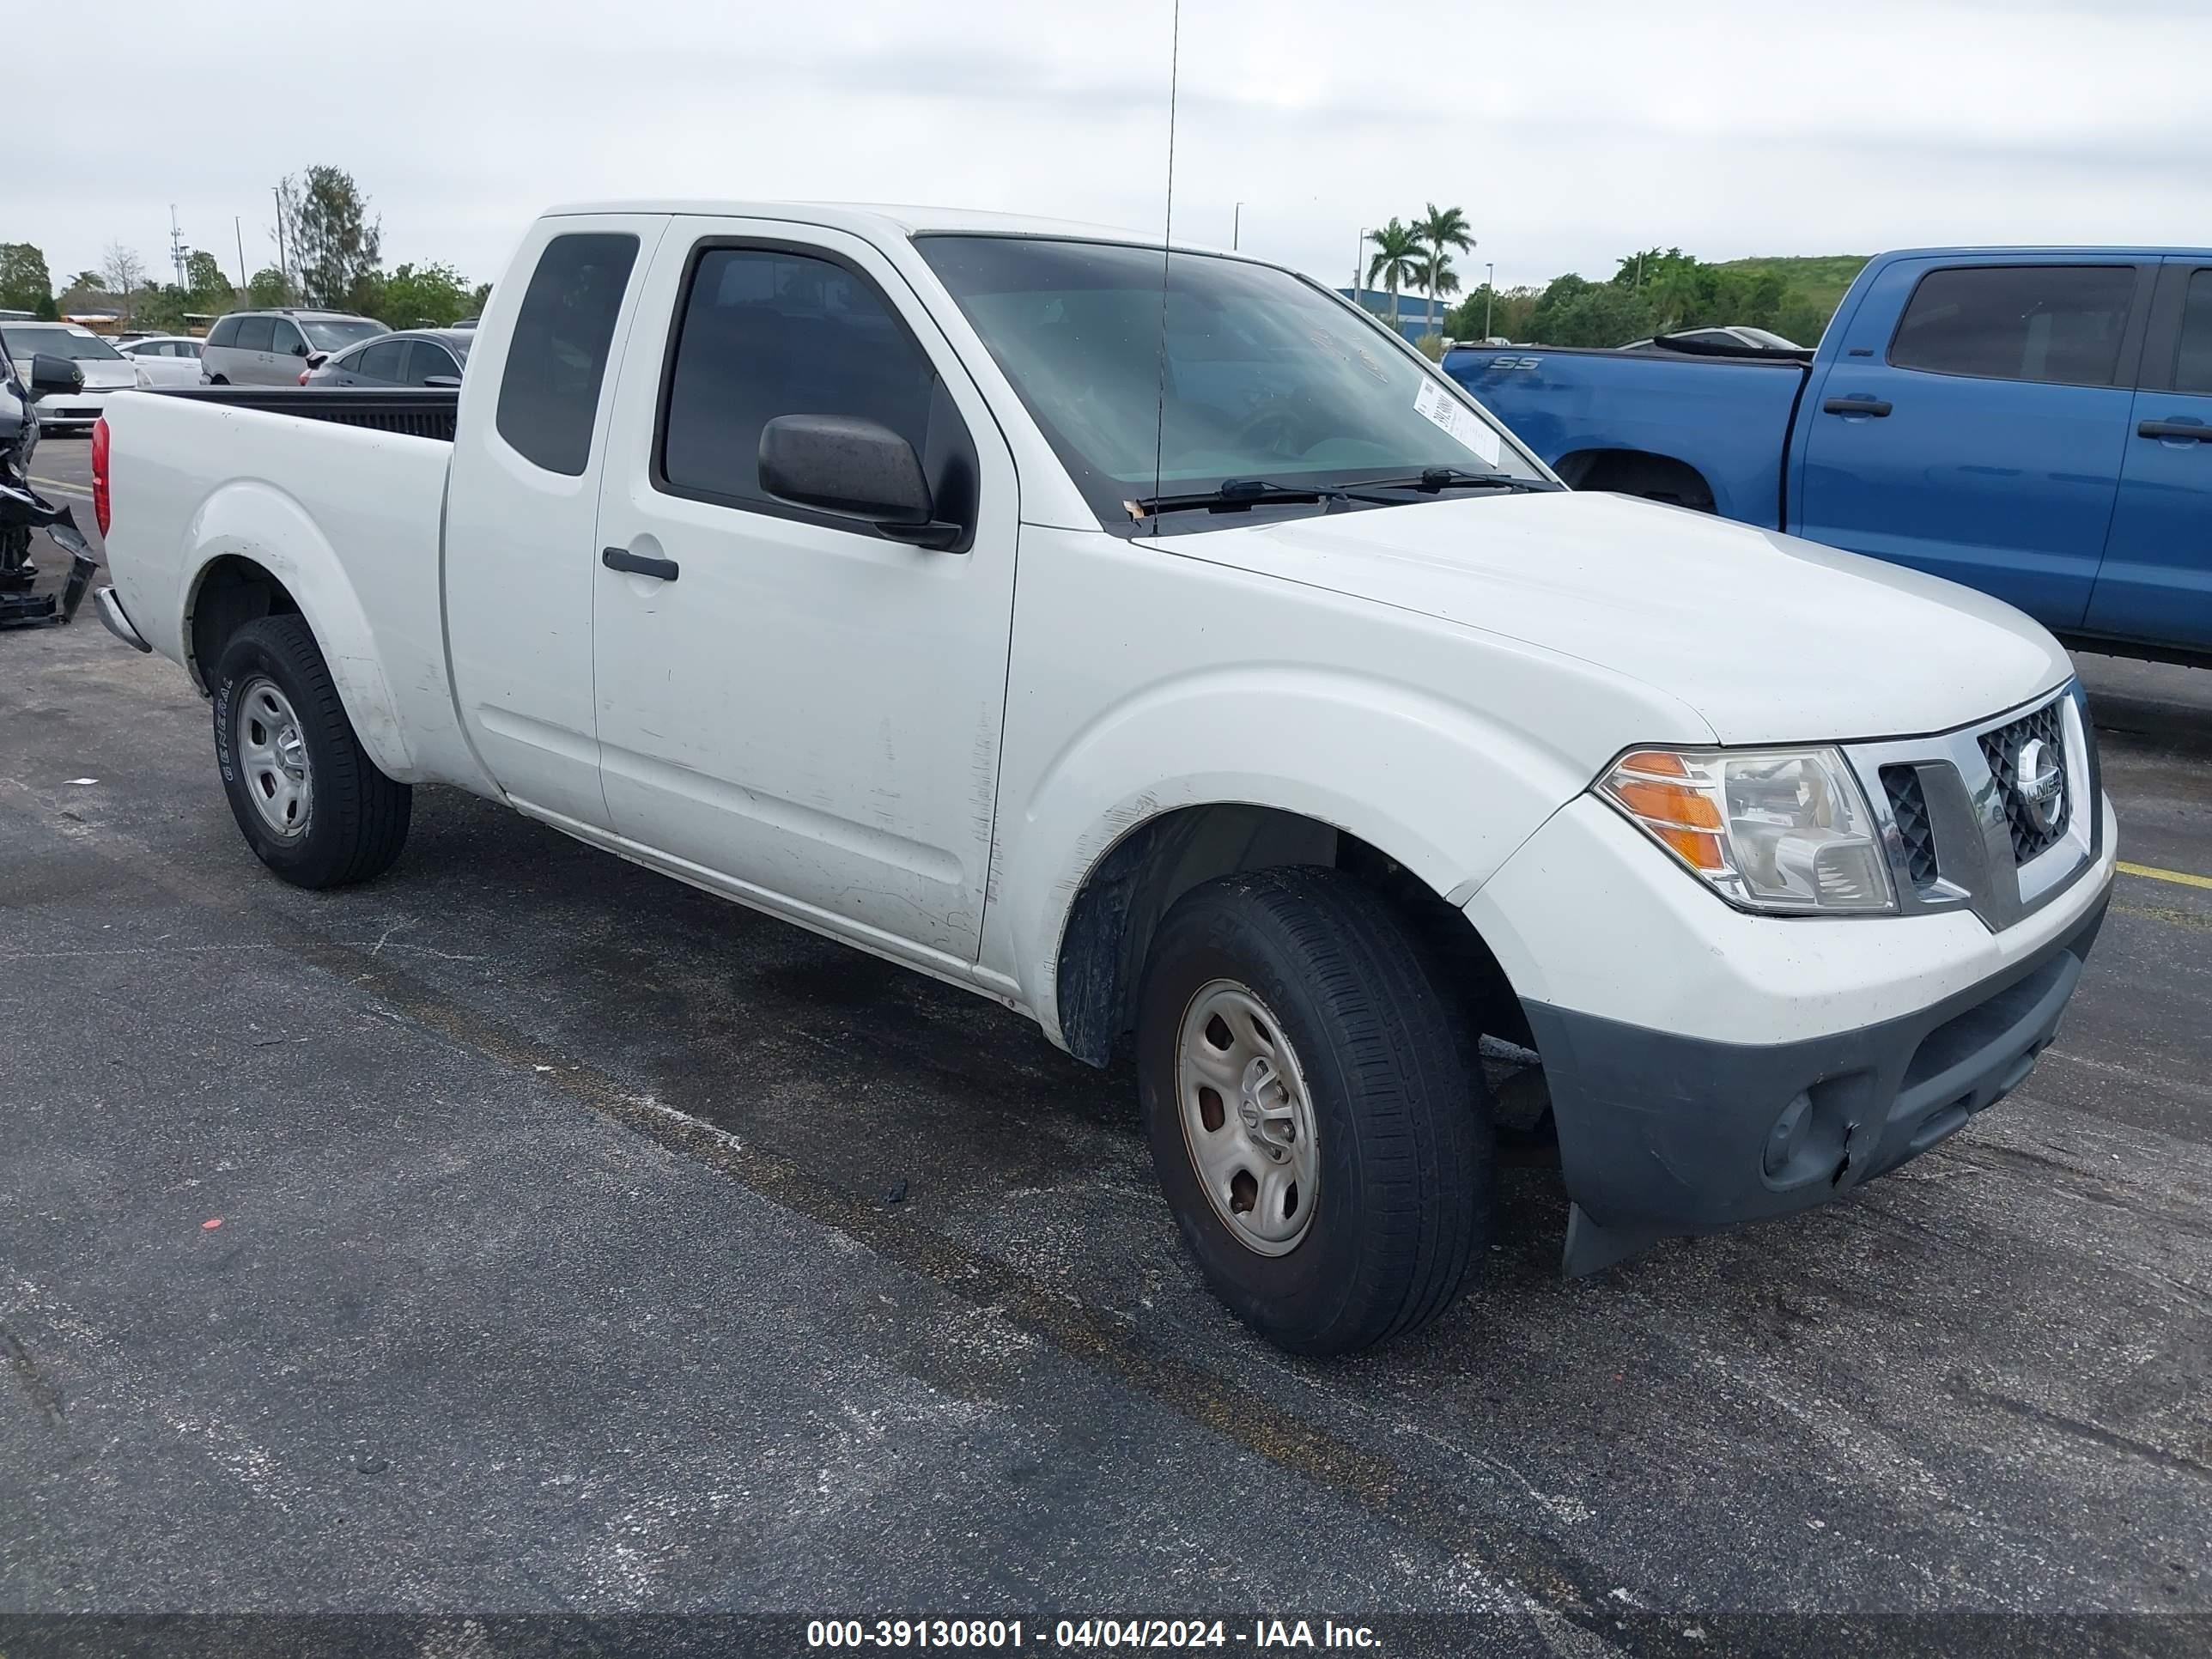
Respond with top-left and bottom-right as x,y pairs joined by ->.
1178,489 -> 2072,744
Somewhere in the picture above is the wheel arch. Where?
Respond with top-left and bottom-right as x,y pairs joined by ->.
1049,800 -> 1533,1069
179,481 -> 415,778
1553,447 -> 1717,513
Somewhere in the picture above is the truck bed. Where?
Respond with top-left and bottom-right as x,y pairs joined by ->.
1444,343 -> 1811,526
153,385 -> 460,442
100,385 -> 475,788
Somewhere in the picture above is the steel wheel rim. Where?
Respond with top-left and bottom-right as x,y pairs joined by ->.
235,677 -> 313,839
1175,980 -> 1320,1256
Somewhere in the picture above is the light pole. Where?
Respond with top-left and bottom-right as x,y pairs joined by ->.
1484,261 -> 1495,340
1232,202 -> 1243,251
271,185 -> 288,302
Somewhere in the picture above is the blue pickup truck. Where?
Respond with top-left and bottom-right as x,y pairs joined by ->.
1444,248 -> 2212,665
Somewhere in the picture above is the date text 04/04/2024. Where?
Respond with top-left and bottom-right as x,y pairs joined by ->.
805,1620 -> 1382,1649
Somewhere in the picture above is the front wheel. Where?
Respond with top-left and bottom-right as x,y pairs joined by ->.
210,614 -> 411,888
1136,866 -> 1491,1354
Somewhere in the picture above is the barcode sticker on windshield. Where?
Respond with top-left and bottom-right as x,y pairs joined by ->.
1413,378 -> 1503,467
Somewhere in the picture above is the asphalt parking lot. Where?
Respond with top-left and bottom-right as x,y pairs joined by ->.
4,434 -> 2209,1651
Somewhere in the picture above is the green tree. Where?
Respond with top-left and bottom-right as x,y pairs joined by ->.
276,166 -> 382,309
135,286 -> 194,332
363,261 -> 473,327
246,266 -> 291,308
1528,272 -> 1658,347
1413,204 -> 1473,340
184,249 -> 234,312
0,242 -> 52,313
1364,219 -> 1422,331
1445,283 -> 1539,343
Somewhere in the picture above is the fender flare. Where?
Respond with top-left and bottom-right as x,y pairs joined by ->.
990,665 -> 1603,1048
180,478 -> 416,780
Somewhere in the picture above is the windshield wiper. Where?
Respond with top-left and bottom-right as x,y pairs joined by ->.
1338,466 -> 1564,495
1126,478 -> 1368,520
1125,468 -> 1563,522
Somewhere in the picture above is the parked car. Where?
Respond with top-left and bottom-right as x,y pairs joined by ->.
200,309 -> 386,386
91,204 -> 2114,1353
1447,247 -> 2212,665
301,327 -> 471,387
1619,325 -> 1804,352
0,323 -> 137,432
115,334 -> 208,387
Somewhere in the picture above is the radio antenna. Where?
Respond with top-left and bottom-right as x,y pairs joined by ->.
1148,0 -> 1182,526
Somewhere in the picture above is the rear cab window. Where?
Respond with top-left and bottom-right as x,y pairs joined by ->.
1888,265 -> 2138,386
2172,270 -> 2212,395
495,232 -> 641,476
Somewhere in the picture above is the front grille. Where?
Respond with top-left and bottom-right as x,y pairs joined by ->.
1978,699 -> 2069,865
1882,765 -> 1940,889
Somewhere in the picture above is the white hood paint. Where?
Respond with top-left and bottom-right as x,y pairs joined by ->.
1177,489 -> 2072,744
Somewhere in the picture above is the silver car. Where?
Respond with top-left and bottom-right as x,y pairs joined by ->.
200,309 -> 386,386
301,327 -> 472,387
0,323 -> 137,433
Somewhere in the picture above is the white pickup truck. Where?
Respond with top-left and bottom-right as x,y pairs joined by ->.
92,203 -> 2116,1353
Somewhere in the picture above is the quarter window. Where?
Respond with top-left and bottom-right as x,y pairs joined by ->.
1889,265 -> 2136,387
658,246 -> 954,522
357,340 -> 408,382
207,316 -> 240,348
408,343 -> 459,384
2173,270 -> 2212,396
495,231 -> 639,476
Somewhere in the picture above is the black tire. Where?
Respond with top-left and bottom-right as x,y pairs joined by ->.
210,614 -> 410,888
1136,866 -> 1492,1355
209,374 -> 228,386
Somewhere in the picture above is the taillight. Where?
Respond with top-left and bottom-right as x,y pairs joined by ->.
90,416 -> 111,536
297,369 -> 310,385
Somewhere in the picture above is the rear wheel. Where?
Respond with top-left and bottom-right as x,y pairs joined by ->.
210,615 -> 410,888
1136,866 -> 1492,1354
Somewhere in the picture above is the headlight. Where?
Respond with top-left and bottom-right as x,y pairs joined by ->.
1598,745 -> 1895,915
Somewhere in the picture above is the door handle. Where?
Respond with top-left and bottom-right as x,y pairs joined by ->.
2138,418 -> 2212,442
1821,397 -> 1893,417
601,546 -> 680,581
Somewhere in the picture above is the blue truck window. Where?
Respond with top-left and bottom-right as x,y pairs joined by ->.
495,232 -> 640,477
2174,270 -> 2212,395
1889,265 -> 2135,387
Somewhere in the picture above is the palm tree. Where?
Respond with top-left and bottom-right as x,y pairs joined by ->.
1417,256 -> 1462,345
1364,220 -> 1423,333
1414,203 -> 1474,338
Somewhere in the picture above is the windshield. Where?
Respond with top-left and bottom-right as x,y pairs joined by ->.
1733,326 -> 1802,350
3,328 -> 123,362
300,318 -> 386,349
916,237 -> 1541,532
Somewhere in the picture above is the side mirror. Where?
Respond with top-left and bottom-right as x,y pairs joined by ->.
29,355 -> 83,397
422,374 -> 462,389
757,415 -> 960,549
305,351 -> 329,369
291,339 -> 310,356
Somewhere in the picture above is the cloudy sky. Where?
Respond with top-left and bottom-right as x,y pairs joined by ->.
15,0 -> 2212,298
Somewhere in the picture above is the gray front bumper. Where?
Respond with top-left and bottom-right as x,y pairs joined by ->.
1526,890 -> 2111,1274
